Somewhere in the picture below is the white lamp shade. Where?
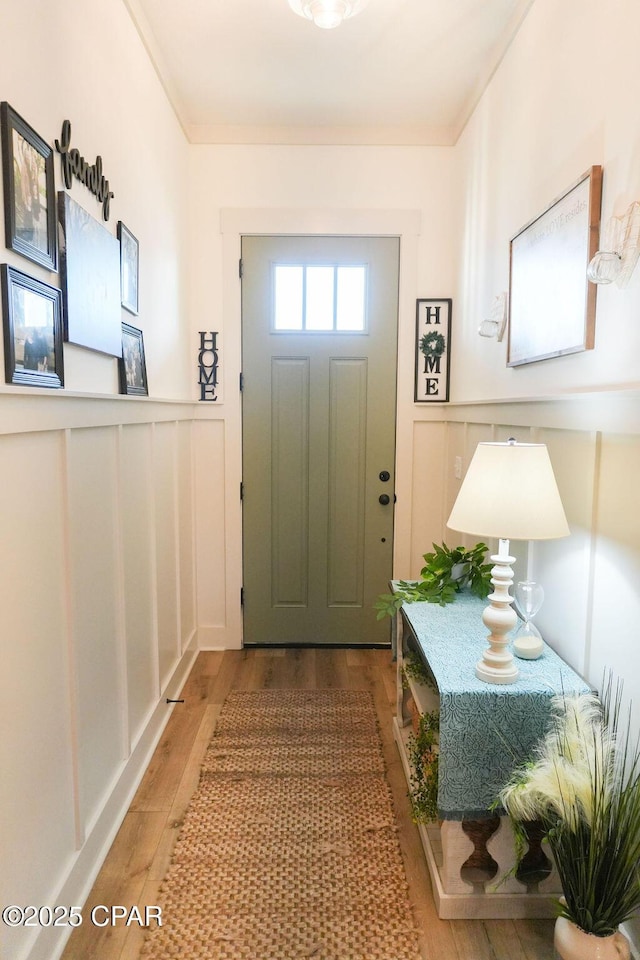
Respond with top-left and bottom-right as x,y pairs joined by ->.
447,441 -> 569,542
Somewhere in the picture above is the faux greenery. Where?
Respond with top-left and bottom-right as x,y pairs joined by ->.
497,678 -> 640,937
407,709 -> 440,824
375,541 -> 492,618
419,331 -> 446,359
403,652 -> 437,693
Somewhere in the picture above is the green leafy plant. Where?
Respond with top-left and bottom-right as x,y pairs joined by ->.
408,709 -> 440,824
403,652 -> 437,693
375,541 -> 492,618
497,678 -> 640,937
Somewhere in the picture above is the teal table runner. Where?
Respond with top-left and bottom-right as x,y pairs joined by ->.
401,593 -> 590,820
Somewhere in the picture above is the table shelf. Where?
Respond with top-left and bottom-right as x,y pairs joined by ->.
392,591 -> 588,919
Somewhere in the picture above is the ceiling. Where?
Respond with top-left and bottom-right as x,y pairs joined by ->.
123,0 -> 535,145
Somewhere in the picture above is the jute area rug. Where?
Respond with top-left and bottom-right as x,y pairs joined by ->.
141,689 -> 421,960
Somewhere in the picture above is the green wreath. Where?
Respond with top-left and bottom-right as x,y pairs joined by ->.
419,331 -> 446,359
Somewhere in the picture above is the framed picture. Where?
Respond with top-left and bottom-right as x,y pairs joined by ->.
1,264 -> 64,388
414,298 -> 451,402
58,192 -> 122,356
117,221 -> 139,315
508,166 -> 602,366
1,102 -> 57,271
118,322 -> 148,396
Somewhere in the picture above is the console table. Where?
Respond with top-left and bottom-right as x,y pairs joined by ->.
393,592 -> 590,919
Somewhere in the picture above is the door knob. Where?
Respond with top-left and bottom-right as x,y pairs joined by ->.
379,494 -> 390,505
379,470 -> 391,482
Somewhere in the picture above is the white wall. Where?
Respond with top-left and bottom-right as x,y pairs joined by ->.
0,0 -> 191,398
187,144 -> 458,638
441,5 -> 640,942
453,0 -> 640,402
187,0 -> 640,719
0,3 -> 198,960
445,0 -> 640,698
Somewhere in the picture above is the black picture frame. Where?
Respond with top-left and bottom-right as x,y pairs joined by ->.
1,264 -> 64,388
414,298 -> 452,402
117,221 -> 139,315
118,322 -> 148,396
0,102 -> 57,271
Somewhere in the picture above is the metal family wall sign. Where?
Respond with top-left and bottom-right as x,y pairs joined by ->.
55,120 -> 114,221
414,298 -> 452,402
198,331 -> 219,400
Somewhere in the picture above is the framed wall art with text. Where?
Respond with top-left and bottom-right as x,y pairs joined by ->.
508,166 -> 602,366
414,298 -> 451,402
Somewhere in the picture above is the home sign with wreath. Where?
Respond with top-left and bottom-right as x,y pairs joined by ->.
414,298 -> 452,402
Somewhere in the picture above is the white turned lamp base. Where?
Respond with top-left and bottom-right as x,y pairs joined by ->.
475,541 -> 519,684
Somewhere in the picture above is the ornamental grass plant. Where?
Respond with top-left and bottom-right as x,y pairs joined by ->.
498,678 -> 640,937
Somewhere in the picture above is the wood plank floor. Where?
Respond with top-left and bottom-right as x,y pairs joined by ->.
61,648 -> 555,960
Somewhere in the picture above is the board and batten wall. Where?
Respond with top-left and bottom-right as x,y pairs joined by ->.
407,397 -> 640,960
0,394 -> 216,960
442,0 -> 640,772
407,391 -> 640,944
424,10 -> 640,950
409,394 -> 640,694
0,402 -> 228,960
0,1 -> 202,959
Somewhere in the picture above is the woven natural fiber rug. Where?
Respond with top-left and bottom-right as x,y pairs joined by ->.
141,689 -> 421,960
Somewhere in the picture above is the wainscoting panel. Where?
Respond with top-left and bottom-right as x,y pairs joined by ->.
153,421 -> 181,688
0,431 -> 77,930
409,395 -> 640,709
193,419 -> 227,646
535,427 -> 598,675
120,423 -> 158,749
590,432 -> 640,709
0,396 -> 201,960
178,420 -> 196,652
411,421 -> 447,573
66,426 -> 126,837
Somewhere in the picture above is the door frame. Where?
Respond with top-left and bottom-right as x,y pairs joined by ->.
218,208 -> 421,648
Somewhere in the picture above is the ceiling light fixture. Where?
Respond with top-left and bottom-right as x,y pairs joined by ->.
288,0 -> 370,29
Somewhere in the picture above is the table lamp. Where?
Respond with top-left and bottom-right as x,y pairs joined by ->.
446,440 -> 569,684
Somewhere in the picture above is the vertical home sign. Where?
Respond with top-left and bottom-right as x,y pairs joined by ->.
198,331 -> 219,400
414,298 -> 451,402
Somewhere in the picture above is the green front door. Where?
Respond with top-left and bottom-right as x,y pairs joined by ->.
241,235 -> 399,645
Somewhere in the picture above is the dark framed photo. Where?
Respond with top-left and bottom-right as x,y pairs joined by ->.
117,221 -> 139,315
508,166 -> 602,366
414,298 -> 451,402
58,192 -> 122,356
1,264 -> 64,388
0,102 -> 57,271
118,322 -> 148,396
